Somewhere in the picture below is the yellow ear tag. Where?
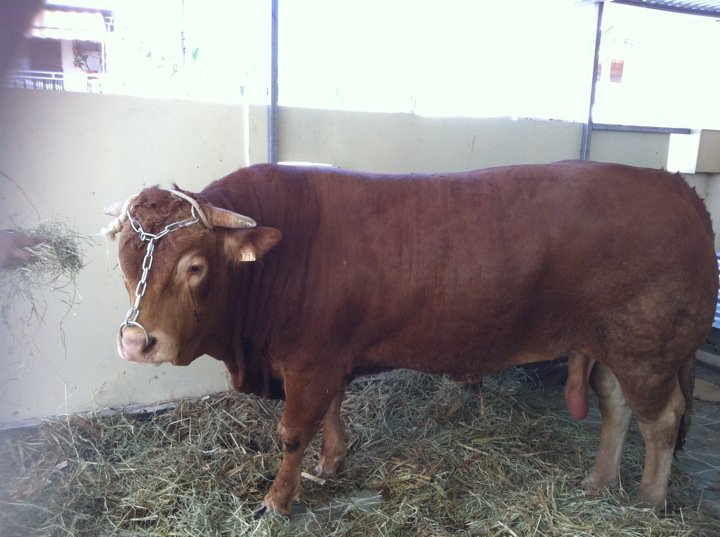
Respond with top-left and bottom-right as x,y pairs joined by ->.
238,248 -> 256,262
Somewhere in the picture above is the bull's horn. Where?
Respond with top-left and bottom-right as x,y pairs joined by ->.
104,199 -> 126,216
103,195 -> 136,217
207,206 -> 257,228
101,196 -> 136,239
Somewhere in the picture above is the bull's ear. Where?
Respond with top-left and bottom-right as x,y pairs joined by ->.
223,227 -> 282,263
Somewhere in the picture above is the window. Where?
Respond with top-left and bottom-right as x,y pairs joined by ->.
592,2 -> 720,129
7,0 -> 268,104
8,0 -> 720,130
279,0 -> 596,121
90,0 -> 268,103
9,5 -> 109,93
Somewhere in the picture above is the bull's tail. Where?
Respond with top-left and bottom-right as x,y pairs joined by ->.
675,357 -> 695,453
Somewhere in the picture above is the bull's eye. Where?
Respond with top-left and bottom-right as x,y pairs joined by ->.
180,255 -> 207,284
187,260 -> 207,280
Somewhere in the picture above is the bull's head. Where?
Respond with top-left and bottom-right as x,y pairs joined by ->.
104,186 -> 281,366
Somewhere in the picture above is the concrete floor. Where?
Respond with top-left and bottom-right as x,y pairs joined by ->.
675,362 -> 720,517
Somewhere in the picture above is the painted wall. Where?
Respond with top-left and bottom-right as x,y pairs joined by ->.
0,90 -> 248,425
0,90 -> 717,425
276,108 -> 584,172
273,107 -> 675,172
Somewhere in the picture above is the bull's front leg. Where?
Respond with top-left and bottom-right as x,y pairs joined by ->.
262,370 -> 344,515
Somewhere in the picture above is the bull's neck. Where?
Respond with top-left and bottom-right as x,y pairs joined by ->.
201,165 -> 320,351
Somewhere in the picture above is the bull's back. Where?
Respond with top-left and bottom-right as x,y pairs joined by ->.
301,162 -> 716,373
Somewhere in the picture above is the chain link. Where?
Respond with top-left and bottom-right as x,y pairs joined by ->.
120,205 -> 200,345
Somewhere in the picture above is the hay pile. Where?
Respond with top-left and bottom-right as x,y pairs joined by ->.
0,370 -> 717,536
0,222 -> 94,325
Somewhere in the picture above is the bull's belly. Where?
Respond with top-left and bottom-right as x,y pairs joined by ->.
353,301 -> 708,379
356,335 -> 569,378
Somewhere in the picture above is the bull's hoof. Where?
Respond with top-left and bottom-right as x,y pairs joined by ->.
255,501 -> 292,519
255,498 -> 308,519
581,472 -> 618,492
635,487 -> 667,511
253,504 -> 269,520
262,492 -> 296,517
315,455 -> 344,477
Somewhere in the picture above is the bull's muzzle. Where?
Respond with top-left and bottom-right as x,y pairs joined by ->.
118,322 -> 157,363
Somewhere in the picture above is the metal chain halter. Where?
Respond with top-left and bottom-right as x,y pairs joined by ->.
120,194 -> 204,348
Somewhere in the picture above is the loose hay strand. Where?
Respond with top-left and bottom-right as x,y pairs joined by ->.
0,222 -> 95,326
4,221 -> 90,288
0,370 -> 717,536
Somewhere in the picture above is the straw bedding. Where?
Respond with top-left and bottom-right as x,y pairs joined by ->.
0,369 -> 717,536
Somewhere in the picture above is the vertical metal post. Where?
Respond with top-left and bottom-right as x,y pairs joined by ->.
268,0 -> 279,163
581,0 -> 604,160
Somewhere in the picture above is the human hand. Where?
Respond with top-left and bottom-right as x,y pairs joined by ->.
0,230 -> 45,269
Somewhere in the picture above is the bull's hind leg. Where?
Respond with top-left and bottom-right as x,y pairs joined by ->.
583,363 -> 632,491
316,388 -> 348,476
633,379 -> 685,508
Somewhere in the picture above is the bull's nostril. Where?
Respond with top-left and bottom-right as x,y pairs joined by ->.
145,336 -> 158,352
119,324 -> 158,362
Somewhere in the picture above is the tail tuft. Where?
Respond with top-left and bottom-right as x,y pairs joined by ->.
675,358 -> 695,453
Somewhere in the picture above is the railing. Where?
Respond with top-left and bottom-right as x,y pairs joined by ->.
7,70 -> 103,93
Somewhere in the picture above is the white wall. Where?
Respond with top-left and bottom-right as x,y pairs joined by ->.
276,107 -> 585,172
705,175 -> 720,245
0,90 -> 249,425
0,90 -> 717,425
273,108 -> 682,172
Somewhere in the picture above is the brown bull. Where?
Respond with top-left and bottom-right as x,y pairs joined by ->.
104,161 -> 716,514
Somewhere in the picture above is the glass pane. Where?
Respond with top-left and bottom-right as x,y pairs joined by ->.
280,0 -> 596,121
593,3 -> 720,129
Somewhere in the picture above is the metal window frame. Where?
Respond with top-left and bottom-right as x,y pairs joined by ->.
581,0 -> 720,159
